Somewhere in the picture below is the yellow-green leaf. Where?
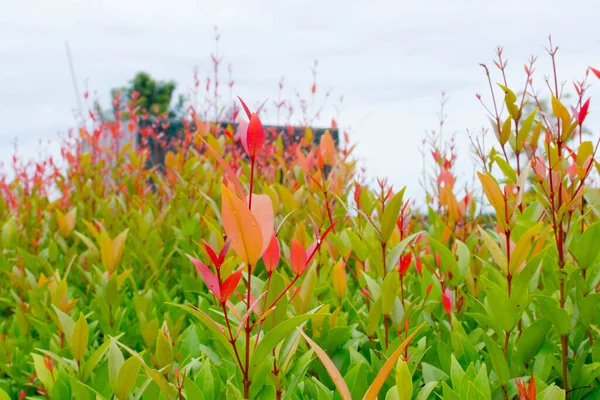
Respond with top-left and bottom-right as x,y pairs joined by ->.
478,227 -> 508,274
115,356 -> 142,400
381,188 -> 406,243
509,223 -> 542,274
155,327 -> 173,369
99,230 -> 115,273
500,116 -> 512,145
70,313 -> 89,362
396,357 -> 413,400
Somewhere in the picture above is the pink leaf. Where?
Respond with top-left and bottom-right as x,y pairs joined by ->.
187,255 -> 221,299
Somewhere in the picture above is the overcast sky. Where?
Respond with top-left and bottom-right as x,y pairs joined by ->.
2,0 -> 599,202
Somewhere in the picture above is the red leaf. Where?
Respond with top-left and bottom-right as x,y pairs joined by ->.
415,257 -> 423,275
237,97 -> 265,158
320,220 -> 338,242
528,376 -> 536,400
442,287 -> 453,315
187,255 -> 221,299
237,96 -> 252,119
399,253 -> 412,276
578,98 -> 590,125
203,241 -> 219,267
246,114 -> 265,158
290,238 -> 307,276
262,235 -> 280,273
220,269 -> 243,303
218,238 -> 233,267
589,67 -> 600,80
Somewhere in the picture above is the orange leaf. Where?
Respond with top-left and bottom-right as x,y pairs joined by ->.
477,172 -> 507,229
319,130 -> 336,166
363,322 -> 426,400
221,185 -> 263,265
290,238 -> 307,275
299,330 -> 351,400
248,194 -> 274,257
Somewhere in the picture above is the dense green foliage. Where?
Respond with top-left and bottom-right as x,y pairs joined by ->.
0,44 -> 599,400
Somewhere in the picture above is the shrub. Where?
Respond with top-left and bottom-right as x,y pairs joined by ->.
0,39 -> 598,400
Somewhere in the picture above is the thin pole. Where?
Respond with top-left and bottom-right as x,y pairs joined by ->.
65,40 -> 83,117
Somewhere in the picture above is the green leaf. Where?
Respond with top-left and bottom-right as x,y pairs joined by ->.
156,328 -> 174,369
381,188 -> 406,243
250,308 -> 324,378
450,355 -> 464,391
54,306 -> 75,345
385,232 -> 422,272
429,237 -> 458,273
482,335 -> 510,386
396,357 -> 413,400
540,384 -> 565,400
2,216 -> 17,248
149,368 -> 176,399
536,296 -> 570,335
422,363 -> 448,384
517,319 -> 551,365
474,363 -> 491,400
167,303 -> 236,362
482,278 -> 515,333
108,341 -> 125,392
346,230 -> 369,261
0,389 -> 10,400
381,273 -> 399,315
368,297 -> 383,336
115,356 -> 142,400
82,334 -> 121,382
571,222 -> 600,269
71,313 -> 89,362
184,379 -> 204,400
494,154 -> 517,183
415,382 -> 438,400
32,353 -> 55,390
516,108 -> 538,151
578,292 -> 600,325
442,381 -> 462,400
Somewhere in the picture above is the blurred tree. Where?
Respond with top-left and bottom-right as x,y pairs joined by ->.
112,72 -> 185,118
